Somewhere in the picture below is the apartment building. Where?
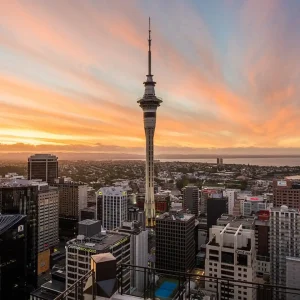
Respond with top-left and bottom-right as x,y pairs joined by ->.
205,224 -> 256,300
270,206 -> 300,299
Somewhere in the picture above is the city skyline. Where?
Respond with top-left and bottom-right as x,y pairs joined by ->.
1,0 -> 300,154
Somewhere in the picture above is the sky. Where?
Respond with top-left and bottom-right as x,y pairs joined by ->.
1,0 -> 300,155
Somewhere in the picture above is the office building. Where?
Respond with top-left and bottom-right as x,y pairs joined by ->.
270,206 -> 300,298
207,194 -> 228,231
96,186 -> 127,230
0,214 -> 27,299
87,186 -> 96,207
128,207 -> 146,230
223,189 -> 240,215
118,221 -> 148,292
242,195 -> 272,216
52,178 -> 88,239
205,224 -> 256,300
28,154 -> 58,183
200,187 -> 224,214
286,257 -> 300,300
37,182 -> 59,254
80,206 -> 96,221
137,19 -> 162,227
183,185 -> 200,216
66,230 -> 131,299
154,192 -> 170,213
156,210 -> 195,273
273,179 -> 300,210
255,217 -> 270,278
0,179 -> 38,291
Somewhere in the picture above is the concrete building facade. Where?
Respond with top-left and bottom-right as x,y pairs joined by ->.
270,206 -> 300,299
205,224 -> 257,300
66,228 -> 131,300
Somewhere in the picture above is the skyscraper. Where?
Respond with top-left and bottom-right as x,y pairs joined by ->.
155,209 -> 195,273
270,206 -> 300,299
0,214 -> 27,299
0,180 -> 39,292
183,185 -> 200,217
28,154 -> 58,183
96,186 -> 127,230
137,19 -> 162,228
52,178 -> 88,239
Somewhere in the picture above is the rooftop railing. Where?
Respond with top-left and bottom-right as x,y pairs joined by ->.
54,264 -> 300,300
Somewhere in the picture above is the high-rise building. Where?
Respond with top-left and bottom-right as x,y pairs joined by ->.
286,257 -> 300,300
155,210 -> 195,273
255,213 -> 270,279
28,154 -> 58,183
0,179 -> 39,292
205,224 -> 257,300
37,182 -> 59,254
183,185 -> 200,217
96,186 -> 127,230
207,194 -> 228,232
66,227 -> 131,300
200,187 -> 224,213
270,206 -> 300,299
52,178 -> 88,239
137,19 -> 162,227
118,221 -> 148,292
273,179 -> 300,209
242,195 -> 272,216
0,214 -> 27,299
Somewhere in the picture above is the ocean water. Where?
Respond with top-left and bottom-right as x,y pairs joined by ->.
158,157 -> 300,167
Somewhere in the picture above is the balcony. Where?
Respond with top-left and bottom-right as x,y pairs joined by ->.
53,264 -> 300,300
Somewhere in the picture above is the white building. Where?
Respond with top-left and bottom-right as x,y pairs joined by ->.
270,206 -> 300,297
286,257 -> 300,300
205,224 -> 256,300
223,189 -> 240,215
118,221 -> 148,292
66,229 -> 131,300
97,186 -> 127,230
243,196 -> 272,216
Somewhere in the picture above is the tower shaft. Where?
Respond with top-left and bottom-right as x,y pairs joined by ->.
137,18 -> 162,228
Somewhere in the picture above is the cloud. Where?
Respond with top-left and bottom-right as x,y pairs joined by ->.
0,0 -> 300,150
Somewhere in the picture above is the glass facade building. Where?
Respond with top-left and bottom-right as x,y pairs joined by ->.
0,214 -> 27,299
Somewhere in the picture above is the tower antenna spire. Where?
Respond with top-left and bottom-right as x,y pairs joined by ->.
148,17 -> 151,76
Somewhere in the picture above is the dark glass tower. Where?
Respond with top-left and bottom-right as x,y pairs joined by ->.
28,154 -> 58,183
0,181 -> 38,293
0,214 -> 27,299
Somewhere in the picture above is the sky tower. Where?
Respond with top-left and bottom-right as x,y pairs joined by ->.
137,18 -> 162,228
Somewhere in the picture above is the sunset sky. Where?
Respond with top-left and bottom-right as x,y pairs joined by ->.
1,0 -> 300,154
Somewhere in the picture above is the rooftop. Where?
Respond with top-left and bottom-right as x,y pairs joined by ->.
79,219 -> 99,226
157,211 -> 194,222
66,231 -> 129,252
28,153 -> 58,159
97,186 -> 127,196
